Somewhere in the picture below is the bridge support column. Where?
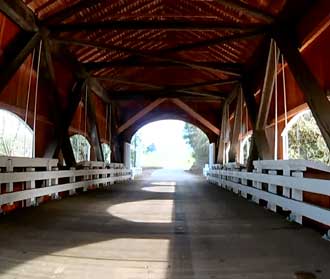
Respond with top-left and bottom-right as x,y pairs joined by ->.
124,142 -> 131,170
209,143 -> 215,167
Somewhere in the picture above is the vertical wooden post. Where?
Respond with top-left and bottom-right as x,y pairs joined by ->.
228,88 -> 243,162
273,28 -> 330,153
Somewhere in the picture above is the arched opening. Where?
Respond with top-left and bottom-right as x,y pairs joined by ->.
0,109 -> 33,157
70,134 -> 91,162
130,120 -> 209,172
282,109 -> 329,164
102,143 -> 111,164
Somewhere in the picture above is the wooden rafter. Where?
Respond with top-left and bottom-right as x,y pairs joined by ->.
171,99 -> 220,135
42,0 -> 102,24
213,0 -> 275,23
52,34 -> 263,76
0,32 -> 41,94
117,99 -> 167,134
94,76 -> 238,91
102,90 -> 226,100
49,20 -> 265,32
85,61 -> 243,73
0,0 -> 38,32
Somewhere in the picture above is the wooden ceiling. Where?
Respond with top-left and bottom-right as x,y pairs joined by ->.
22,0 -> 286,102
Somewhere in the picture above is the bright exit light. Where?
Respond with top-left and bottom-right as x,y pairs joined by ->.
131,120 -> 194,169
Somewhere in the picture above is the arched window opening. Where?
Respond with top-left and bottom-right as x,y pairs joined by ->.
70,134 -> 91,162
282,110 -> 330,164
240,135 -> 252,165
102,143 -> 111,164
0,109 -> 33,157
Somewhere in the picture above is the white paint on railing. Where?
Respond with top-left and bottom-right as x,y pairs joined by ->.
0,157 -> 132,212
207,160 -> 330,227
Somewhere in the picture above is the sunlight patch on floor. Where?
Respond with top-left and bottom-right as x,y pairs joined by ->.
107,200 -> 174,223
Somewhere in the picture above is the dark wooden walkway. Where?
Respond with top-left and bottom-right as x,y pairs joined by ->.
0,169 -> 329,279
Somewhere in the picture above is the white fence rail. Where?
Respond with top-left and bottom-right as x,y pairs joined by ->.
0,157 -> 131,213
207,160 -> 330,228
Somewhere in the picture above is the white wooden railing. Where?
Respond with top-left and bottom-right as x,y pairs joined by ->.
207,160 -> 330,232
0,156 -> 131,213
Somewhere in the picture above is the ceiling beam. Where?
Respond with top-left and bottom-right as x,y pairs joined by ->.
42,0 -> 102,24
0,0 -> 38,32
0,31 -> 41,94
118,98 -> 167,134
213,0 -> 275,23
49,20 -> 265,32
171,99 -> 220,135
94,76 -> 238,91
101,90 -> 226,100
84,61 -> 243,73
52,32 -> 266,76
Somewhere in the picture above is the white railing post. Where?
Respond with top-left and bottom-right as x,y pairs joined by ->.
290,171 -> 303,224
25,167 -> 36,207
69,167 -> 76,195
267,170 -> 277,212
6,159 -> 13,206
51,166 -> 59,200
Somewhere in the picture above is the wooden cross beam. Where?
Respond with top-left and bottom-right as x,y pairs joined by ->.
213,0 -> 275,23
171,99 -> 220,135
117,99 -> 167,134
273,27 -> 330,153
256,39 -> 280,130
93,76 -> 238,92
42,0 -> 102,24
228,87 -> 243,162
52,34 -> 263,76
84,61 -> 243,73
84,86 -> 104,162
0,0 -> 38,32
49,20 -> 265,32
42,37 -> 77,166
101,90 -> 226,100
0,32 -> 41,94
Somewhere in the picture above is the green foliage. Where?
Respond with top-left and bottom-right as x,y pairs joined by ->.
288,111 -> 330,164
145,143 -> 156,153
70,134 -> 90,162
183,123 -> 209,167
102,143 -> 111,164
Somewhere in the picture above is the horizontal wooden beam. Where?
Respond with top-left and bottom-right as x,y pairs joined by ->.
105,91 -> 226,100
94,76 -> 238,91
85,60 -> 243,72
0,0 -> 38,32
49,20 -> 265,32
213,0 -> 275,23
43,0 -> 101,24
52,36 -> 255,76
118,99 -> 167,134
171,99 -> 220,135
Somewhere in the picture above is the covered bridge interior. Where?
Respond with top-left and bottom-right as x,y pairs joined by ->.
1,0 -> 330,278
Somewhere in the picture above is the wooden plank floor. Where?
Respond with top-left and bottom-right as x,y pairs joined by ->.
0,169 -> 329,278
